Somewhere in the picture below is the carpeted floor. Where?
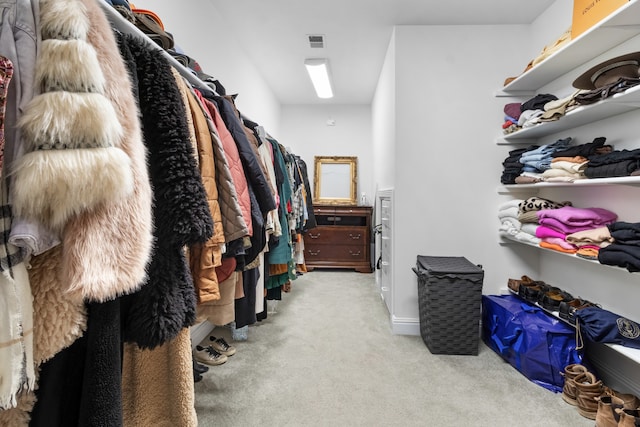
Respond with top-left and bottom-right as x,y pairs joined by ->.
194,270 -> 592,427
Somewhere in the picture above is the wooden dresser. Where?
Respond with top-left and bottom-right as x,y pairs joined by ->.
304,205 -> 372,273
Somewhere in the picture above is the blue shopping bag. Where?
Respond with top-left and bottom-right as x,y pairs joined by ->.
482,295 -> 583,393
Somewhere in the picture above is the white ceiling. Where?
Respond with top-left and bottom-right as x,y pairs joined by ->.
207,0 -> 555,105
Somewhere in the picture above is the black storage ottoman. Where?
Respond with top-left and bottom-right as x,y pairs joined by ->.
412,256 -> 484,355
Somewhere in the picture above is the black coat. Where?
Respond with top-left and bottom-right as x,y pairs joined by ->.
119,33 -> 213,349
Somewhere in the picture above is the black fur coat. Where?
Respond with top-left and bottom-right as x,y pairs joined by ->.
118,33 -> 213,349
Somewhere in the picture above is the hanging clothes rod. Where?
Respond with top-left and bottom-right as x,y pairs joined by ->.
97,1 -> 266,131
97,0 -> 218,98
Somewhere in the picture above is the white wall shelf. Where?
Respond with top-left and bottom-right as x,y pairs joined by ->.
497,85 -> 640,144
498,235 -> 625,271
497,176 -> 640,194
609,344 -> 640,364
498,0 -> 640,94
495,0 -> 640,396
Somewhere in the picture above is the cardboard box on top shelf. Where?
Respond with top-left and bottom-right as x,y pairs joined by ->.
571,0 -> 629,39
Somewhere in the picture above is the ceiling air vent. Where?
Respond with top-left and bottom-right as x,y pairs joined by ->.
308,34 -> 325,48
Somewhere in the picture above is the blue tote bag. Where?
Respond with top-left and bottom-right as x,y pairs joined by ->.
482,295 -> 583,393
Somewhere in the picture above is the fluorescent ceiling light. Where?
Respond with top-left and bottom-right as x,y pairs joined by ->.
304,58 -> 333,99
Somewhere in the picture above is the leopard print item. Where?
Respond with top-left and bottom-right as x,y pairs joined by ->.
518,197 -> 572,215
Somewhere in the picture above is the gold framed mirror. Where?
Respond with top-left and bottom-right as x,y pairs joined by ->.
313,156 -> 357,205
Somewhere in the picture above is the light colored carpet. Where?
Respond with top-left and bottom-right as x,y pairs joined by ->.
194,270 -> 592,427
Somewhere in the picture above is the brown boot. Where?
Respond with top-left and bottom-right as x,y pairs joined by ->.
574,372 -> 604,419
614,391 -> 640,410
562,364 -> 589,406
617,408 -> 640,427
595,395 -> 624,427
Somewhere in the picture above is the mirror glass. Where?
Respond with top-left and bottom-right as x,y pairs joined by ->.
313,156 -> 357,205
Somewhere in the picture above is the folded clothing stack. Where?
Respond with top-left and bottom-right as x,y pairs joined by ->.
598,221 -> 640,272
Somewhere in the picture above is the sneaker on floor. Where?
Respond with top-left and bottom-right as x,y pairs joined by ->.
208,336 -> 236,356
194,345 -> 228,366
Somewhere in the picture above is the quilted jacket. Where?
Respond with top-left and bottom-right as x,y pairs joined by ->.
194,91 -> 249,243
181,79 -> 224,303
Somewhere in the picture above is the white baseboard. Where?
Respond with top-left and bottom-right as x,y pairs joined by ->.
190,320 -> 215,349
390,315 -> 420,336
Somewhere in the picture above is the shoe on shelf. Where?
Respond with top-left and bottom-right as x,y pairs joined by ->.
539,289 -> 574,312
194,345 -> 228,366
207,336 -> 236,357
508,275 -> 544,293
559,299 -> 600,323
519,282 -> 550,305
561,364 -> 589,406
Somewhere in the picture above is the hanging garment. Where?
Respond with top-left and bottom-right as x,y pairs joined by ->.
117,31 -> 213,349
234,266 -> 259,328
213,95 -> 276,217
1,0 -> 60,260
295,155 -> 316,230
207,96 -> 253,235
196,260 -> 238,327
11,0 -> 135,234
18,0 -> 156,423
122,329 -> 197,427
0,82 -> 34,405
176,72 -> 225,304
195,93 -> 249,242
30,299 -> 123,427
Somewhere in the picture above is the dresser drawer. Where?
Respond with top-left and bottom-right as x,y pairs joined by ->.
304,244 -> 367,262
305,227 -> 367,244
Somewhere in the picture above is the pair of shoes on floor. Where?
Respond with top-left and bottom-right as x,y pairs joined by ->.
194,344 -> 228,366
562,364 -> 605,419
194,335 -> 237,366
563,364 -> 640,422
561,363 -> 588,406
596,395 -> 640,427
202,335 -> 236,357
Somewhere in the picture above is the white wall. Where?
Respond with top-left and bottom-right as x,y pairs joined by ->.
133,0 -> 282,136
531,0 -> 573,58
279,105 -> 374,204
385,24 -> 533,327
372,29 -> 397,192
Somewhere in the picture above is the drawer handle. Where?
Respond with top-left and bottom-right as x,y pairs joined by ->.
309,250 -> 320,256
309,233 -> 320,239
326,216 -> 342,222
349,233 -> 361,240
349,250 -> 361,256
